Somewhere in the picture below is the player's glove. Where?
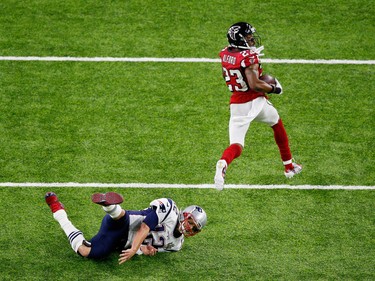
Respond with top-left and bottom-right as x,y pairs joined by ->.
269,78 -> 283,94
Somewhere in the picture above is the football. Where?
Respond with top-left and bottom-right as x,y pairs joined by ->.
259,74 -> 276,85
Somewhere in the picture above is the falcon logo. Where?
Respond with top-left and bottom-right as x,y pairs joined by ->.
228,25 -> 241,41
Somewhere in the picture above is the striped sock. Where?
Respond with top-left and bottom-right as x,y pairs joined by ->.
53,210 -> 85,253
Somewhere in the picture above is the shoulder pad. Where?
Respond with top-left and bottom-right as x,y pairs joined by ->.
150,198 -> 172,214
149,198 -> 176,224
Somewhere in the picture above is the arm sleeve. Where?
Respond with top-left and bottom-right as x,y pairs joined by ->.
148,198 -> 173,225
142,210 -> 159,230
240,52 -> 260,68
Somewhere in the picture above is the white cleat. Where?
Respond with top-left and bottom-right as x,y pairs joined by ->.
284,162 -> 303,178
214,160 -> 227,191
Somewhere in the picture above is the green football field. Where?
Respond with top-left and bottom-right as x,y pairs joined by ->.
0,0 -> 374,280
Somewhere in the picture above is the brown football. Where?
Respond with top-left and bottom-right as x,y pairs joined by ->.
259,74 -> 276,85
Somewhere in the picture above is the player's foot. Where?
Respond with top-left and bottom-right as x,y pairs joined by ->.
284,162 -> 303,178
45,192 -> 65,213
214,160 -> 227,191
91,192 -> 124,206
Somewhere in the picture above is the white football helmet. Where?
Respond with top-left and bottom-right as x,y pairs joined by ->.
179,205 -> 207,237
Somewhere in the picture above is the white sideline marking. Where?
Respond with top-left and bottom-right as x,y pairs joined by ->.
0,56 -> 375,65
0,182 -> 374,190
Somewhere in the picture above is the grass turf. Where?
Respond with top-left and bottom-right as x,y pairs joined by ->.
0,187 -> 374,280
0,0 -> 374,280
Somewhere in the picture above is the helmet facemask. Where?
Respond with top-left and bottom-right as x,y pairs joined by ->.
239,33 -> 262,50
179,212 -> 201,237
178,205 -> 207,237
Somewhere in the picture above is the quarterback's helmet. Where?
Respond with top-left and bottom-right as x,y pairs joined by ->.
179,205 -> 207,237
227,22 -> 261,49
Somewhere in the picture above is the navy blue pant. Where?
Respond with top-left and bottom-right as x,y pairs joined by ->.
87,213 -> 129,259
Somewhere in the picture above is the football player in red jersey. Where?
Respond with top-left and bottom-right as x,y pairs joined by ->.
214,22 -> 302,190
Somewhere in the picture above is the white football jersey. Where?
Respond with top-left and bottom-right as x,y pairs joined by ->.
124,198 -> 184,253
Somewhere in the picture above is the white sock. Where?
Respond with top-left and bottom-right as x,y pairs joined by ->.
102,204 -> 122,219
53,210 -> 85,253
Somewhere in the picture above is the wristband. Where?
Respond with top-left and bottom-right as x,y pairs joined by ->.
269,85 -> 275,93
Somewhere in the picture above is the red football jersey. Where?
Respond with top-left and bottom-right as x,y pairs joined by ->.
219,47 -> 266,104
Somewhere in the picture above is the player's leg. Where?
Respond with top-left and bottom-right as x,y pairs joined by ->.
87,192 -> 129,259
91,192 -> 124,219
45,192 -> 91,257
214,144 -> 241,191
255,100 -> 302,177
215,102 -> 254,190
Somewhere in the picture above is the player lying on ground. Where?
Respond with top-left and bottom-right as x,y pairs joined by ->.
45,191 -> 207,264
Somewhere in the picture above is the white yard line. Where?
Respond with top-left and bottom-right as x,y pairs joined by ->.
0,182 -> 374,190
0,56 -> 375,65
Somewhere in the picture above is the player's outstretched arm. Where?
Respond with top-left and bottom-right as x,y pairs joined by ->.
118,223 -> 150,264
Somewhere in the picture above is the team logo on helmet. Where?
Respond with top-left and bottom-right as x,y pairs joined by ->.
228,25 -> 241,41
195,206 -> 203,213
